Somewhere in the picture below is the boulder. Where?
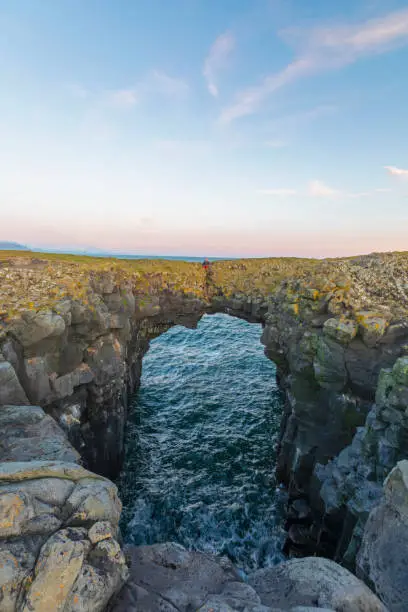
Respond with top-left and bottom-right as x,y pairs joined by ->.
356,312 -> 389,347
66,536 -> 128,611
110,542 -> 243,611
313,337 -> 347,391
21,528 -> 89,611
0,491 -> 35,538
23,356 -> 52,403
0,550 -> 28,611
64,478 -> 122,526
323,318 -> 358,345
11,310 -> 65,348
0,360 -> 29,404
196,581 -> 271,611
50,363 -> 94,400
0,405 -> 80,463
249,557 -> 386,611
356,460 -> 408,611
0,457 -> 127,611
392,357 -> 408,387
88,520 -> 114,544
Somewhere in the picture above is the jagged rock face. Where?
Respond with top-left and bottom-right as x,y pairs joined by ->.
254,288 -> 408,560
311,357 -> 408,566
1,278 -> 206,478
0,406 -> 128,611
1,253 -> 408,585
356,460 -> 408,611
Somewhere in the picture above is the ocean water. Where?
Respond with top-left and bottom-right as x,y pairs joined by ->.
118,313 -> 286,574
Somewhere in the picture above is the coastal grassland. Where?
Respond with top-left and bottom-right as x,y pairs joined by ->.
0,251 -> 205,322
1,250 -> 408,324
0,251 -> 318,322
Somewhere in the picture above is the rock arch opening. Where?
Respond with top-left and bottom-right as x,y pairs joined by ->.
117,313 -> 286,573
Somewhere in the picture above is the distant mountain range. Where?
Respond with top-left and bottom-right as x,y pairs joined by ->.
0,241 -> 28,250
0,241 -> 229,262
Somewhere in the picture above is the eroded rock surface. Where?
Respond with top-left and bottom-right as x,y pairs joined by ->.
249,557 -> 386,611
0,404 -> 80,463
109,542 -> 386,612
311,356 -> 408,567
0,406 -> 128,611
356,460 -> 408,611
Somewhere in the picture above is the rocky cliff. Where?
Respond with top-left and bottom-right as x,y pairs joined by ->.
1,250 -> 408,609
0,405 -> 128,611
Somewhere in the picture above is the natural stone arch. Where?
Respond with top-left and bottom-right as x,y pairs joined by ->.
1,251 -> 408,568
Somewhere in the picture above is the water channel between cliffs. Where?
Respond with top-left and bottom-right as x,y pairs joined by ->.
117,313 -> 287,574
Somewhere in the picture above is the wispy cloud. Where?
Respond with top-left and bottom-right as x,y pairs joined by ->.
148,70 -> 190,99
203,31 -> 235,97
258,179 -> 391,198
68,70 -> 189,111
106,71 -> 189,107
385,165 -> 408,178
221,8 -> 408,123
308,180 -> 340,198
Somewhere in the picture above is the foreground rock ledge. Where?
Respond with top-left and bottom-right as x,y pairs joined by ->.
109,542 -> 386,612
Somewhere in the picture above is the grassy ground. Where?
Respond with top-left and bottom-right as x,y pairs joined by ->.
1,250 -> 408,324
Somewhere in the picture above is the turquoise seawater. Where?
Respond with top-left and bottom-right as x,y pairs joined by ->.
118,313 -> 286,573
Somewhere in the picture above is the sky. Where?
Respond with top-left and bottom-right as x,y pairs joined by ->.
1,0 -> 408,258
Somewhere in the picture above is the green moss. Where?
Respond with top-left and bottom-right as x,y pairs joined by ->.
1,249 -> 408,326
392,357 -> 408,387
375,369 -> 395,407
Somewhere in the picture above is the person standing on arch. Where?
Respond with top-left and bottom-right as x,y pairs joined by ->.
202,257 -> 213,294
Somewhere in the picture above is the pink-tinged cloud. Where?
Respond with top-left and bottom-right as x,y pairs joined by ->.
385,165 -> 408,178
257,180 -> 390,199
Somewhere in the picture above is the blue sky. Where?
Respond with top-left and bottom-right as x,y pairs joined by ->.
1,0 -> 408,257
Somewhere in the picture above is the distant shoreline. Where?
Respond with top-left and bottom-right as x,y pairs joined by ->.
0,243 -> 234,262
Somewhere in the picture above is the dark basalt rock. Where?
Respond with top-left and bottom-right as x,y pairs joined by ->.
1,252 -> 408,609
